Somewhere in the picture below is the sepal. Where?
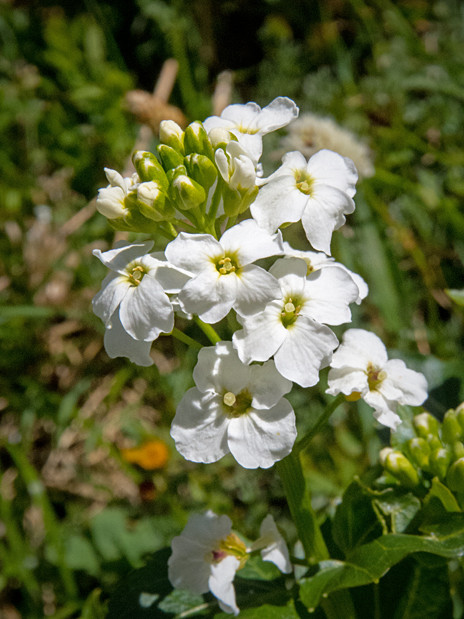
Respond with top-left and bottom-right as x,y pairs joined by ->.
157,144 -> 185,171
184,121 -> 214,160
132,151 -> 169,190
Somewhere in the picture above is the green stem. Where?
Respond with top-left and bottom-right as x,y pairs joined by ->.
226,215 -> 237,230
170,327 -> 203,349
294,394 -> 346,455
206,179 -> 223,235
171,218 -> 198,234
193,316 -> 221,344
5,444 -> 78,599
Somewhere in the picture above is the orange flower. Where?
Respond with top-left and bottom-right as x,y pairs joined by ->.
121,439 -> 169,470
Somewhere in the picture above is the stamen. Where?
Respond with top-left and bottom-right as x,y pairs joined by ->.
223,392 -> 236,407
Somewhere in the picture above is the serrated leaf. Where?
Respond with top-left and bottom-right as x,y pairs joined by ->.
299,515 -> 464,610
332,478 -> 383,555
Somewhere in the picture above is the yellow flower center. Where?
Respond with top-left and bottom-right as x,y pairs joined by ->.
367,362 -> 387,390
215,254 -> 239,275
281,297 -> 301,328
294,170 -> 314,196
127,264 -> 147,286
222,389 -> 252,417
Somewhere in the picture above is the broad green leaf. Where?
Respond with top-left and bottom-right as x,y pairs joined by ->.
332,478 -> 383,555
299,514 -> 464,610
371,488 -> 421,533
239,555 -> 281,581
65,534 -> 100,576
392,555 -> 452,619
214,599 -> 300,618
424,478 -> 461,513
157,589 -> 204,614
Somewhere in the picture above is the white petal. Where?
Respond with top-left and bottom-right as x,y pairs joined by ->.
234,265 -> 282,317
147,253 -> 193,293
259,515 -> 292,574
179,511 -> 232,549
253,97 -> 299,135
165,233 -> 223,274
251,177 -> 307,233
275,317 -> 338,387
92,241 -> 154,273
215,148 -> 230,182
220,219 -> 284,266
103,310 -> 153,366
232,304 -> 287,364
96,186 -> 126,219
331,329 -> 388,370
209,556 -> 240,616
301,185 -> 355,255
269,258 -> 307,298
178,266 -> 237,323
383,359 -> 428,405
301,266 -> 359,325
171,390 -> 230,463
326,367 -> 369,396
227,400 -> 296,468
92,273 -> 129,325
193,342 -> 251,395
307,149 -> 358,198
119,276 -> 174,341
248,360 -> 292,409
364,390 -> 402,430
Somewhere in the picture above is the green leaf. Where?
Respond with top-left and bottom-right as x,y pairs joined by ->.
79,589 -> 107,619
157,589 -> 204,614
239,555 -> 282,581
371,488 -> 421,533
424,478 -> 461,513
299,515 -> 464,611
214,599 -> 300,618
332,478 -> 383,555
445,289 -> 464,306
65,535 -> 100,577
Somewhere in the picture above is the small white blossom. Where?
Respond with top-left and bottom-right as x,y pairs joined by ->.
233,258 -> 340,388
326,329 -> 428,430
215,141 -> 257,191
249,515 -> 292,574
203,97 -> 299,163
171,341 -> 296,469
281,241 -> 368,304
92,241 -> 191,364
251,149 -> 358,255
168,511 -> 243,615
165,220 -> 284,324
96,168 -> 139,219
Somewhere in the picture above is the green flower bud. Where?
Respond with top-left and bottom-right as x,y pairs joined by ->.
184,121 -> 214,161
455,405 -> 464,436
413,412 -> 440,440
429,447 -> 452,480
107,207 -> 160,234
157,144 -> 185,171
209,127 -> 236,150
159,120 -> 185,154
184,154 -> 218,192
135,181 -> 175,222
379,447 -> 420,488
452,441 -> 464,460
132,151 -> 168,191
427,434 -> 442,452
170,174 -> 206,211
446,457 -> 464,492
406,437 -> 430,469
442,410 -> 463,445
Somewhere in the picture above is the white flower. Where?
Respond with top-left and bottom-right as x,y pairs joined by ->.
203,97 -> 299,163
170,341 -> 296,469
281,241 -> 368,305
168,511 -> 243,615
251,149 -> 358,255
96,168 -> 139,219
233,258 -> 340,388
275,113 -> 375,179
165,220 -> 284,324
249,515 -> 292,574
92,241 -> 191,363
215,141 -> 257,191
326,329 -> 429,430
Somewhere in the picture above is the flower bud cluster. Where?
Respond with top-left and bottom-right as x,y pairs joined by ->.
380,406 -> 464,499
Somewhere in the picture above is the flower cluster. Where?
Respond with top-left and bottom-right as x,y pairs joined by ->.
168,511 -> 291,615
92,96 -> 428,472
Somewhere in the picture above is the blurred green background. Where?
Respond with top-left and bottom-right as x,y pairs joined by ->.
2,0 -> 464,616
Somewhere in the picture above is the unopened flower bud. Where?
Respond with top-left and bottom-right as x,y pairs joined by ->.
184,154 -> 218,192
136,181 -> 175,222
184,121 -> 214,160
159,120 -> 185,153
442,410 -> 462,445
455,405 -> 464,437
429,447 -> 452,480
209,127 -> 236,149
414,412 -> 440,440
171,175 -> 206,210
132,151 -> 168,190
379,447 -> 420,488
157,144 -> 185,171
446,457 -> 464,492
406,437 -> 430,469
427,434 -> 442,452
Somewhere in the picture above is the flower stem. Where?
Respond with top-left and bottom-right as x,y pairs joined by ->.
193,316 -> 221,344
170,327 -> 203,349
294,393 -> 346,456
